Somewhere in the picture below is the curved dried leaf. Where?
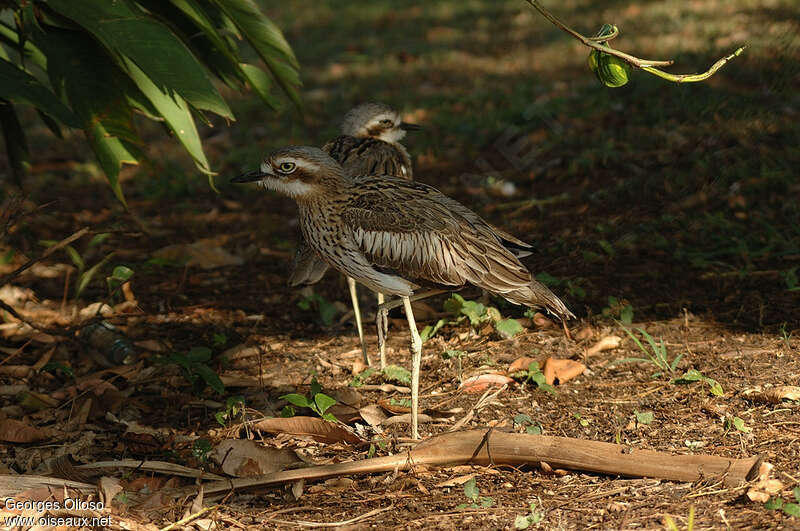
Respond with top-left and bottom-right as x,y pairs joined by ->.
253,416 -> 361,444
0,418 -> 54,443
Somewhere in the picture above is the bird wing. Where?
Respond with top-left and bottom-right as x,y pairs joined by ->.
342,178 -> 532,293
323,136 -> 412,179
288,240 -> 329,287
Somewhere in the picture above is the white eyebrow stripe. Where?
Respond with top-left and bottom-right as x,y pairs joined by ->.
269,157 -> 320,173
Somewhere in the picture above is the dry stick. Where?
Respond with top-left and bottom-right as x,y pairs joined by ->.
171,429 -> 762,501
524,0 -> 745,82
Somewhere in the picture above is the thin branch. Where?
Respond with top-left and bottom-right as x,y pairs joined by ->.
0,226 -> 89,287
524,0 -> 745,82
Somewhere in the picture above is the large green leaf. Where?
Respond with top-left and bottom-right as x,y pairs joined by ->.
213,0 -> 301,107
0,20 -> 48,70
120,55 -> 212,178
239,63 -> 279,109
46,0 -> 232,119
0,57 -> 78,126
0,99 -> 30,179
85,121 -> 137,205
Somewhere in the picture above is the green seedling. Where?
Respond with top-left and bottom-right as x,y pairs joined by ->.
212,333 -> 228,348
672,369 -> 724,397
574,413 -> 591,427
634,410 -> 654,425
164,346 -> 225,394
106,265 -> 133,301
513,413 -> 543,435
280,377 -> 337,422
514,500 -> 544,529
442,349 -> 467,382
602,296 -> 634,324
297,292 -> 338,326
613,325 -> 683,376
456,477 -> 494,509
765,488 -> 800,517
420,318 -> 447,342
192,438 -> 213,464
723,415 -> 752,433
511,361 -> 556,395
382,364 -> 411,385
782,267 -> 799,292
215,396 -> 246,427
349,367 -> 376,387
41,233 -> 113,298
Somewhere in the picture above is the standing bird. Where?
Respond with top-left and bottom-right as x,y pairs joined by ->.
289,103 -> 419,368
232,146 -> 574,439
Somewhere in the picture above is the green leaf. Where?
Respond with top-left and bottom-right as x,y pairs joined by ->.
280,393 -> 311,408
525,424 -> 542,435
75,252 -> 115,297
120,56 -> 212,178
514,413 -> 533,426
0,57 -> 79,127
310,376 -> 322,398
783,503 -> 800,517
673,369 -> 703,383
281,405 -> 295,417
0,100 -> 30,179
620,304 -> 634,325
382,364 -> 411,385
63,245 -> 84,270
731,416 -> 751,433
187,346 -> 213,363
317,296 -> 338,326
463,478 -> 479,501
460,299 -> 486,326
634,410 -> 654,425
794,487 -> 800,503
85,121 -> 136,205
239,62 -> 280,109
442,349 -> 466,360
214,0 -> 301,107
420,318 -> 446,342
107,265 -> 134,293
765,497 -> 784,510
193,363 -> 225,393
47,0 -> 232,118
495,318 -> 524,339
514,515 -> 531,529
443,293 -> 465,315
314,393 -> 337,416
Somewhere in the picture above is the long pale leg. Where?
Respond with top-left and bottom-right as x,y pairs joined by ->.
402,296 -> 422,440
347,277 -> 370,366
376,293 -> 387,369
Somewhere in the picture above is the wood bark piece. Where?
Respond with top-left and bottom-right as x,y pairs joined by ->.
173,429 -> 761,499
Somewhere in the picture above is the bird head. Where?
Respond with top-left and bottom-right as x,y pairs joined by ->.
340,102 -> 420,143
231,146 -> 344,199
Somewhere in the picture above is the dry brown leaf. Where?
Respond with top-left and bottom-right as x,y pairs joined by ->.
0,418 -> 54,443
378,398 -> 410,414
585,335 -> 622,357
253,416 -> 362,444
742,385 -> 800,404
434,473 -> 477,487
746,462 -> 783,502
211,439 -> 302,477
532,312 -> 555,329
153,239 -> 243,269
574,326 -> 596,341
459,373 -> 514,393
508,356 -> 539,374
358,404 -> 388,426
98,476 -> 124,507
542,357 -> 586,385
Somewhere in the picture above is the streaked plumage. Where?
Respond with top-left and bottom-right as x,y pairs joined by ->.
289,102 -> 416,288
233,146 -> 575,438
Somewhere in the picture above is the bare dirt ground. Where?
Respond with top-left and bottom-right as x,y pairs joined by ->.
1,0 -> 799,529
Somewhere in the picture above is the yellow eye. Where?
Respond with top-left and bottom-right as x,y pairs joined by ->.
379,119 -> 393,126
278,161 -> 296,173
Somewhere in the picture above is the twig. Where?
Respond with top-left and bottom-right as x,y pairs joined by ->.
524,0 -> 745,82
159,504 -> 219,531
263,506 -> 392,528
0,226 -> 89,287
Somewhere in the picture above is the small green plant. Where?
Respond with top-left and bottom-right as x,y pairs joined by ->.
664,505 -> 695,531
574,413 -> 591,427
212,333 -> 228,348
723,415 -> 752,433
634,410 -> 654,425
280,377 -> 337,421
782,267 -> 799,292
511,361 -> 556,395
41,233 -> 113,298
215,396 -> 246,427
602,296 -> 634,324
382,364 -> 411,385
297,293 -> 338,326
672,369 -> 724,397
456,477 -> 494,509
420,318 -> 447,342
192,438 -> 213,464
349,367 -> 376,387
513,413 -> 543,435
106,265 -> 134,301
614,325 -> 683,376
165,346 -> 225,394
765,488 -> 800,517
514,500 -> 544,529
41,361 -> 74,379
442,349 -> 467,381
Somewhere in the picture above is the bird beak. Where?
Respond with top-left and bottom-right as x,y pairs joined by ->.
399,122 -> 422,131
231,169 -> 268,183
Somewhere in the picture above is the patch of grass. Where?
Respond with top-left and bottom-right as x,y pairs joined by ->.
215,396 -> 246,427
614,325 -> 683,377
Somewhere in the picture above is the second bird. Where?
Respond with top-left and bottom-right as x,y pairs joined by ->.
289,103 -> 419,367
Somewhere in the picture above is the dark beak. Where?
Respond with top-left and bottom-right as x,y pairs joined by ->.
230,169 -> 267,183
399,122 -> 422,131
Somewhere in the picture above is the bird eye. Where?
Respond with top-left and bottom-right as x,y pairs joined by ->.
379,118 -> 394,126
278,161 -> 296,173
